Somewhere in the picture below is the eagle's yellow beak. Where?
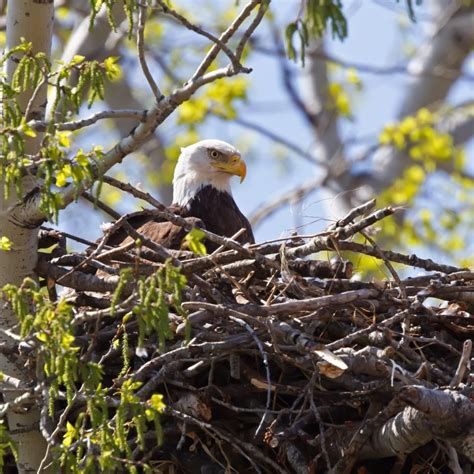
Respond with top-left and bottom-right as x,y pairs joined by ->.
212,154 -> 247,183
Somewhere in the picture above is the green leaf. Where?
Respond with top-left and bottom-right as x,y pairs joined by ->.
285,22 -> 298,62
103,56 -> 122,81
284,1 -> 348,63
36,332 -> 48,343
62,422 -> 76,448
71,55 -> 85,65
148,394 -> 166,414
183,227 -> 207,255
20,124 -> 37,138
0,236 -> 13,252
55,170 -> 68,188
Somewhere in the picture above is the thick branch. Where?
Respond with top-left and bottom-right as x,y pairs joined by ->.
360,387 -> 474,462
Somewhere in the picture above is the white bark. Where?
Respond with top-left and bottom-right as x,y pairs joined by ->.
304,40 -> 344,170
1,1 -> 54,472
360,387 -> 474,462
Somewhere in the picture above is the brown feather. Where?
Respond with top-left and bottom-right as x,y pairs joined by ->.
108,186 -> 254,253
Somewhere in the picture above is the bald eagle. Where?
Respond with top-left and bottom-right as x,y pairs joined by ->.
109,139 -> 255,252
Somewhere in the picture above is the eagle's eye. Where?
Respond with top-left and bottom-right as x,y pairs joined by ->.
209,149 -> 221,160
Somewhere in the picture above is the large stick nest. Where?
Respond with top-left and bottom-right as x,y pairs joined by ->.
35,195 -> 473,473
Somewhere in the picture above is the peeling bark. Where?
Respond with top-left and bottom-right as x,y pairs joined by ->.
360,386 -> 474,462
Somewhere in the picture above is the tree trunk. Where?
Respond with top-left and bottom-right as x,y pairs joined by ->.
1,1 -> 54,471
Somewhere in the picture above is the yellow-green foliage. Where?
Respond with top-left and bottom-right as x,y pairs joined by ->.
0,260 -> 186,472
378,107 -> 473,261
131,260 -> 188,351
379,107 -> 467,209
0,236 -> 13,252
0,43 -> 118,222
59,379 -> 165,474
2,279 -> 79,409
379,108 -> 464,168
183,228 -> 207,256
89,0 -> 137,39
51,55 -> 122,116
0,421 -> 17,469
177,76 -> 248,124
327,67 -> 362,117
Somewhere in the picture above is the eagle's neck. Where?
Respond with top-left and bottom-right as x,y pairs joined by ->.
173,171 -> 232,207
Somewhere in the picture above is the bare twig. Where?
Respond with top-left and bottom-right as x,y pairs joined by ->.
30,109 -> 147,132
249,175 -> 327,227
450,339 -> 472,388
137,4 -> 163,101
191,0 -> 261,80
155,0 -> 247,76
229,315 -> 271,437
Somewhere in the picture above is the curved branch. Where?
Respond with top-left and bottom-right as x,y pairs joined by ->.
360,386 -> 474,462
191,0 -> 261,80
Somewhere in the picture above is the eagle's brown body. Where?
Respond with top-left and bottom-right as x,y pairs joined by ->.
108,185 -> 254,252
106,139 -> 254,252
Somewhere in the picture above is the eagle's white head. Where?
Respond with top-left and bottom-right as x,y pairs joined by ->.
173,139 -> 247,207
